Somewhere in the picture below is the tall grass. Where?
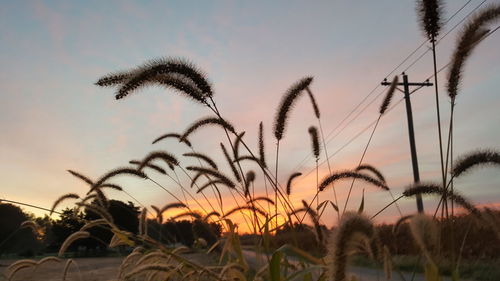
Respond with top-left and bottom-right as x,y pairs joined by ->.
5,3 -> 500,281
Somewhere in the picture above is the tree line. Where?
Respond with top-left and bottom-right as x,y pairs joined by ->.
0,201 -> 221,257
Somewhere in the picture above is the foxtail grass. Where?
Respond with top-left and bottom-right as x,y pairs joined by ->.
355,164 -> 386,183
379,76 -> 398,115
186,166 -> 236,189
58,231 -> 90,257
326,212 -> 375,281
247,196 -> 275,206
220,143 -> 242,183
447,4 -> 500,101
129,160 -> 167,174
286,172 -> 302,196
152,132 -> 192,147
61,259 -> 80,281
96,58 -> 213,103
301,200 -> 324,245
171,211 -> 202,220
137,151 -> 179,171
151,205 -> 163,224
342,82 -> 397,215
180,117 -> 235,142
273,77 -> 314,141
244,170 -> 256,197
319,170 -> 388,192
306,86 -> 321,119
7,261 -> 37,281
223,205 -> 267,218
80,219 -> 108,231
308,126 -> 321,160
183,152 -> 218,169
418,0 -> 447,228
7,259 -> 37,272
90,167 -> 146,194
36,22 -> 500,280
139,208 -> 147,236
409,214 -> 439,263
76,202 -> 114,223
67,170 -> 93,185
203,211 -> 221,222
451,149 -> 500,177
233,131 -> 246,160
196,179 -> 226,194
160,202 -> 187,213
95,71 -> 131,87
258,122 -> 267,168
403,182 -> 479,216
392,214 -> 414,234
100,183 -> 124,191
50,193 -> 80,215
416,0 -> 443,42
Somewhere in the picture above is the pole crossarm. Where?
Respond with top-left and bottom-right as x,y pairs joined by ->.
381,77 -> 433,88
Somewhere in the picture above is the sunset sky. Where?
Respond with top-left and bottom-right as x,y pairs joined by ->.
1,0 -> 500,230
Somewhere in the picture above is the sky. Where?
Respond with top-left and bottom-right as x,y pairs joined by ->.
1,0 -> 500,231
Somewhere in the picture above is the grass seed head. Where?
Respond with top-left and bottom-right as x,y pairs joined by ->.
58,231 -> 90,257
452,149 -> 500,177
416,0 -> 444,41
308,126 -> 321,160
326,212 -> 375,281
274,76 -> 314,140
379,76 -> 398,115
447,5 -> 500,100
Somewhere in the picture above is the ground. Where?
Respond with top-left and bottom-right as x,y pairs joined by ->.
0,255 -> 470,281
1,257 -> 122,281
0,253 -> 214,281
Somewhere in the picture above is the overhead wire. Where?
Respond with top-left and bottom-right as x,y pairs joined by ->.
403,0 -> 487,73
291,0 -> 486,173
296,22 -> 500,181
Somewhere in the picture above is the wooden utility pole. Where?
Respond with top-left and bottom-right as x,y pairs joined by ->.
381,72 -> 432,213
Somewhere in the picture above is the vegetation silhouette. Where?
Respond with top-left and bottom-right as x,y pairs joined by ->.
3,2 -> 500,281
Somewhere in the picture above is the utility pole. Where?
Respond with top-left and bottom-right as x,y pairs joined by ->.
381,72 -> 432,213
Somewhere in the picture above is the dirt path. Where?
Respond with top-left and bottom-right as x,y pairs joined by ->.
1,254 -> 474,281
0,252 -> 216,281
350,266 -> 467,281
242,250 -> 472,281
0,257 -> 122,281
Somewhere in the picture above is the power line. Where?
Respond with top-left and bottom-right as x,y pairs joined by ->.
291,1 -> 477,172
296,23 -> 500,181
319,0 -> 484,160
298,98 -> 402,180
0,198 -> 62,215
403,0 -> 487,72
291,0 -> 484,173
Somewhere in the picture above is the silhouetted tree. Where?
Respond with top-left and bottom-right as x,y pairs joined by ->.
34,214 -> 55,253
273,222 -> 326,255
49,208 -> 85,252
376,211 -> 500,260
0,203 -> 41,256
83,200 -> 140,251
193,220 -> 221,246
146,219 -> 222,247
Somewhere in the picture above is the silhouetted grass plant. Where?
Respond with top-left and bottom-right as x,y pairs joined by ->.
6,4 -> 500,281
